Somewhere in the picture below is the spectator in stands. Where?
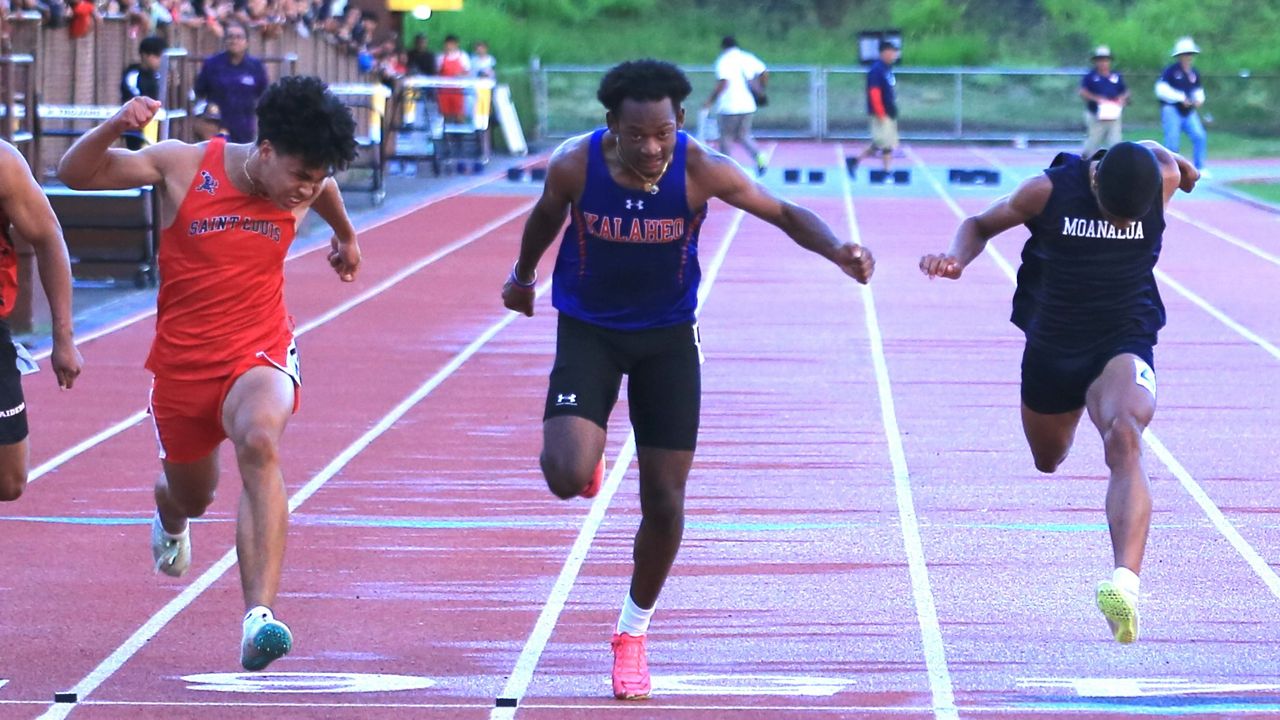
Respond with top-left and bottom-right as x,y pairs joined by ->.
468,41 -> 495,162
406,33 -> 435,76
194,21 -> 268,142
436,34 -> 470,123
471,41 -> 495,80
403,33 -> 435,134
120,35 -> 169,150
350,9 -> 375,50
67,0 -> 100,39
18,0 -> 67,29
375,38 -> 403,88
1080,45 -> 1129,157
237,0 -> 282,39
1156,36 -> 1208,175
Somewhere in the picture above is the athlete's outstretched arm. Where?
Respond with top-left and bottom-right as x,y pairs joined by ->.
1137,140 -> 1198,204
691,149 -> 874,283
920,175 -> 1050,280
502,139 -> 583,316
57,97 -> 179,191
310,179 -> 360,282
0,144 -> 82,389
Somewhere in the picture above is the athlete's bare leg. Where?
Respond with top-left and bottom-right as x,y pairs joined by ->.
222,366 -> 295,610
0,439 -> 30,501
156,453 -> 220,533
1085,353 -> 1156,573
628,446 -> 693,609
1020,404 -> 1086,473
541,415 -> 606,499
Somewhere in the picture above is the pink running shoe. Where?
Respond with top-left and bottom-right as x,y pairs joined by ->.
610,632 -> 651,700
580,453 -> 605,499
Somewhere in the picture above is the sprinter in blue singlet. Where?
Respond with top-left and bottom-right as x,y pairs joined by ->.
502,59 -> 875,700
920,141 -> 1199,646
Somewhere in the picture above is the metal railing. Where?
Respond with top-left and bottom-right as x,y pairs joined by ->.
532,62 -> 1279,143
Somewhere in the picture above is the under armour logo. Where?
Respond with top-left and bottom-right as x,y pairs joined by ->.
556,393 -> 578,406
625,199 -> 644,211
196,170 -> 218,196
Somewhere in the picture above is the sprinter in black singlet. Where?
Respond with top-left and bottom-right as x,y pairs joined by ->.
920,141 -> 1198,645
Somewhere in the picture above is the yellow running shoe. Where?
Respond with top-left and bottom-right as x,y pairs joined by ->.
1096,581 -> 1139,644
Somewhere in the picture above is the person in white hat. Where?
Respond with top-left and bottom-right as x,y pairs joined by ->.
1080,45 -> 1129,157
1155,37 -> 1208,173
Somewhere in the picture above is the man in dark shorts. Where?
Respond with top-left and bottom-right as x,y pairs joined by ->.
501,59 -> 874,700
0,139 -> 83,501
920,141 -> 1198,645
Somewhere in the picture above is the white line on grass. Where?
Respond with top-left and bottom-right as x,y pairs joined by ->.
35,278 -> 555,720
27,202 -> 535,485
837,144 -> 958,720
916,147 -> 1280,601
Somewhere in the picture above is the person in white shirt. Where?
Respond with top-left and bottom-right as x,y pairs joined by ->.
1155,37 -> 1208,174
471,41 -> 496,80
703,36 -> 768,176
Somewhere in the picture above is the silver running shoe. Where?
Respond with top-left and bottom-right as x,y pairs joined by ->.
150,512 -> 191,577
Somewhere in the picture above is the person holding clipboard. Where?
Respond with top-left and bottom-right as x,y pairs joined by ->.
1080,45 -> 1129,157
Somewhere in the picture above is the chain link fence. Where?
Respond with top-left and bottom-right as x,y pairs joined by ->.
531,62 -> 1280,144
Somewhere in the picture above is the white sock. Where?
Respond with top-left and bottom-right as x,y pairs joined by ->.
1112,567 -> 1140,597
244,606 -> 273,625
615,593 -> 655,636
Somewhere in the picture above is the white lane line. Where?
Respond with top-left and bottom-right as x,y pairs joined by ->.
489,155 -> 769,719
1166,207 -> 1280,269
31,169 -> 520,362
488,432 -> 638,720
1152,269 -> 1280,362
12,699 -> 1280,714
837,145 -> 958,720
27,202 -> 535,485
1143,433 -> 1280,599
916,147 -> 1280,601
35,279 -> 556,720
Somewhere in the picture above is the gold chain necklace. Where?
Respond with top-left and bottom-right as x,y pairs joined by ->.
613,138 -> 670,195
242,147 -> 262,196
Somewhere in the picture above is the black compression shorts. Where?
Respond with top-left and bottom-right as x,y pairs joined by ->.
544,314 -> 702,451
1020,335 -> 1155,415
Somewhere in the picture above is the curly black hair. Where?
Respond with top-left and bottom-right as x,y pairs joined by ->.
256,76 -> 358,173
596,59 -> 692,115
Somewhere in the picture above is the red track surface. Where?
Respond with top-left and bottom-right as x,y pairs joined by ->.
1,142 -> 1278,719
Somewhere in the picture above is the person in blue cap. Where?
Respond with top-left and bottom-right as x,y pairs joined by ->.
919,140 -> 1198,646
1156,37 -> 1208,175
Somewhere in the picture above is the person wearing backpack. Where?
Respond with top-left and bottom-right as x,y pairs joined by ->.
703,36 -> 768,176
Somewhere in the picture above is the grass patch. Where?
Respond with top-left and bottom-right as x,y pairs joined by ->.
1127,129 -> 1280,159
1229,181 -> 1280,205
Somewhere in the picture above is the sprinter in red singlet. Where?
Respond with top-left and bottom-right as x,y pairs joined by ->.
58,76 -> 359,671
0,139 -> 83,502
